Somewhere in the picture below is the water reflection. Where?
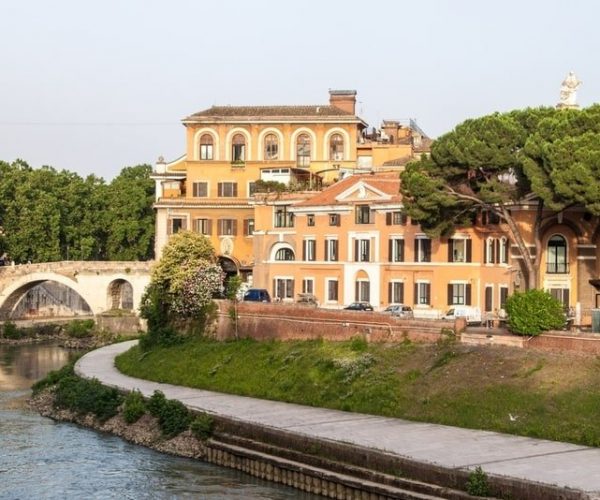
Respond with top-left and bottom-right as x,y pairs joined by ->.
0,343 -> 319,499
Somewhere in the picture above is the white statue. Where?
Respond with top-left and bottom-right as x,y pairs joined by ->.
558,71 -> 582,107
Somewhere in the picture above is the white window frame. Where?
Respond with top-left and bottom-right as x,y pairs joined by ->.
326,278 -> 339,302
302,277 -> 315,294
192,181 -> 209,198
326,238 -> 338,262
304,238 -> 316,261
274,276 -> 294,300
390,280 -> 405,304
416,280 -> 430,306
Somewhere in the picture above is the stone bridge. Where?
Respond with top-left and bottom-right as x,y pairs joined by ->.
0,261 -> 153,320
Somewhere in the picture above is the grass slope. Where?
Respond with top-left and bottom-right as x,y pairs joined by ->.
115,337 -> 600,447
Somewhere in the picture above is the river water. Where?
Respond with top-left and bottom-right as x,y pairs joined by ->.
0,342 -> 318,499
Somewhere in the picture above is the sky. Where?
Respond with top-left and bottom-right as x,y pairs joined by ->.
1,0 -> 599,180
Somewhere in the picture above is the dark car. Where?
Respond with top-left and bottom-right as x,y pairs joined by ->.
344,301 -> 374,311
243,288 -> 271,302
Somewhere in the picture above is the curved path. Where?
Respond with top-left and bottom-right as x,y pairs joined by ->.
76,341 -> 600,498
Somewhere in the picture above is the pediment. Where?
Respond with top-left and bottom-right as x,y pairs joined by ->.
335,180 -> 392,203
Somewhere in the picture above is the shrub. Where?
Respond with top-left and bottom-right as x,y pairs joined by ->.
466,466 -> 490,496
3,321 -> 22,339
505,289 -> 565,336
190,413 -> 215,440
31,361 -> 76,395
147,390 -> 168,417
65,319 -> 95,338
158,399 -> 191,438
54,376 -> 122,422
123,389 -> 146,424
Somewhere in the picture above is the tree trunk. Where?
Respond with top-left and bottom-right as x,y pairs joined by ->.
500,205 -> 537,290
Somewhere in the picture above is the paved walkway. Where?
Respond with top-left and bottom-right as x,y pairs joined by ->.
76,341 -> 600,498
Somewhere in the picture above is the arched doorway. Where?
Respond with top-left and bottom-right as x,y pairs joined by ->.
218,256 -> 239,296
107,279 -> 134,311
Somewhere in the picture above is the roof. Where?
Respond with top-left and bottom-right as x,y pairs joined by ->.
184,105 -> 357,121
382,155 -> 413,167
294,173 -> 402,208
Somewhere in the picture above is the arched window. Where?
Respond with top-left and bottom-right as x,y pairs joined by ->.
275,248 -> 295,261
547,235 -> 567,273
499,237 -> 508,264
329,133 -> 344,161
264,133 -> 279,160
232,134 -> 246,162
296,134 -> 311,167
199,134 -> 214,160
485,238 -> 495,264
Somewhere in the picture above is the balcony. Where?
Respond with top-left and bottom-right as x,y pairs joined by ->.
547,262 -> 569,274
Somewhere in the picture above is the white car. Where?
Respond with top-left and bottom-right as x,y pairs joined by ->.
383,304 -> 414,319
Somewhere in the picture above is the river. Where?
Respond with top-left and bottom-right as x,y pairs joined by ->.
0,342 -> 318,499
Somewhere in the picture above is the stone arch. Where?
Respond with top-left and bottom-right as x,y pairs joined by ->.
290,128 -> 318,161
323,127 -> 351,161
540,217 -> 585,244
193,128 -> 220,160
0,272 -> 93,320
269,242 -> 295,261
257,128 -> 285,161
224,127 -> 252,161
107,279 -> 134,311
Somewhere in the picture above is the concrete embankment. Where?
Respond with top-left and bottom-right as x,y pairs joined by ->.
55,341 -> 600,500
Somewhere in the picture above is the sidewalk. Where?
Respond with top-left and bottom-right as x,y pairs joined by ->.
76,341 -> 600,498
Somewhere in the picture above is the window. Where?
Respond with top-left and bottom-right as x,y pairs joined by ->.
499,237 -> 508,264
355,280 -> 370,302
500,286 -> 509,308
547,235 -> 568,273
218,219 -> 237,236
199,134 -> 214,160
307,214 -> 315,227
302,278 -> 314,294
549,288 -> 570,307
354,239 -> 370,262
355,205 -> 373,224
243,219 -> 254,236
218,182 -> 238,197
448,283 -> 471,305
448,238 -> 471,263
248,181 -> 257,196
193,218 -> 212,235
275,248 -> 294,261
389,238 -> 405,262
415,282 -> 431,305
386,211 -> 407,225
274,206 -> 294,228
274,278 -> 294,300
329,133 -> 344,161
264,133 -> 279,160
232,133 -> 246,162
389,282 -> 405,304
296,134 -> 311,167
329,213 -> 340,226
414,238 -> 431,262
167,217 -> 186,235
481,210 -> 500,225
192,181 -> 208,198
327,279 -> 339,301
485,286 -> 493,312
303,239 -> 316,261
325,239 -> 338,261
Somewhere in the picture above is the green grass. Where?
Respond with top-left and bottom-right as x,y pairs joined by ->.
115,337 -> 600,447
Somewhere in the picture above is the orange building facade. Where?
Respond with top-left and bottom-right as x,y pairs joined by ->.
252,174 -> 512,318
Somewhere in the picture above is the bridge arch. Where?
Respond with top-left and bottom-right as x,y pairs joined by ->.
0,272 -> 93,320
107,279 -> 134,311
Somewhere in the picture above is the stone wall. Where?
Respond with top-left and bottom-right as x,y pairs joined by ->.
527,331 -> 600,355
214,300 -> 455,343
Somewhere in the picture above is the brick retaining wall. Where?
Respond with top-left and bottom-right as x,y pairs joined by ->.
214,300 -> 455,343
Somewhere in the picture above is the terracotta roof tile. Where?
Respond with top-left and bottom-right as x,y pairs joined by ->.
382,155 -> 413,167
185,105 -> 355,120
294,173 -> 402,207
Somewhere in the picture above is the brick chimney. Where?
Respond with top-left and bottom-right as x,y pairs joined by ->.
329,90 -> 357,115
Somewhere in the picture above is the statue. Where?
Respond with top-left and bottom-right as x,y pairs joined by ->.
558,71 -> 582,108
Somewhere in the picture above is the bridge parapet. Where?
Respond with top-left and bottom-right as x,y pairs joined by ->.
0,261 -> 154,279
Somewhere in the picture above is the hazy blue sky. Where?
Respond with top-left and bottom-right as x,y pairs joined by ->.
2,0 -> 599,179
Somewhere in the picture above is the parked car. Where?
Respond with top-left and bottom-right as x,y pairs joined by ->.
383,304 -> 414,319
243,288 -> 271,303
344,302 -> 374,311
442,306 -> 482,325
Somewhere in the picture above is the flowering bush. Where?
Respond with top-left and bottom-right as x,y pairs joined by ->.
170,260 -> 224,317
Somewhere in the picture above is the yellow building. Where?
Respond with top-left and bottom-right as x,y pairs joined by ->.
252,173 -> 511,317
152,90 -> 430,281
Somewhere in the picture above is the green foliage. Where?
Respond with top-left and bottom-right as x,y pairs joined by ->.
225,274 -> 243,300
466,466 -> 490,497
139,325 -> 182,350
31,361 -> 76,395
252,179 -> 287,193
505,289 -> 565,335
147,390 -> 168,417
190,413 -> 215,440
2,321 -> 21,339
65,319 -> 95,338
349,335 -> 368,352
54,376 -> 122,422
123,389 -> 146,424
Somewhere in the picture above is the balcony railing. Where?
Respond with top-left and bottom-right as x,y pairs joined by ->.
547,262 -> 569,274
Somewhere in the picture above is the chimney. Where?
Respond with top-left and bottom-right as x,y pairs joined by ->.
329,89 -> 357,115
